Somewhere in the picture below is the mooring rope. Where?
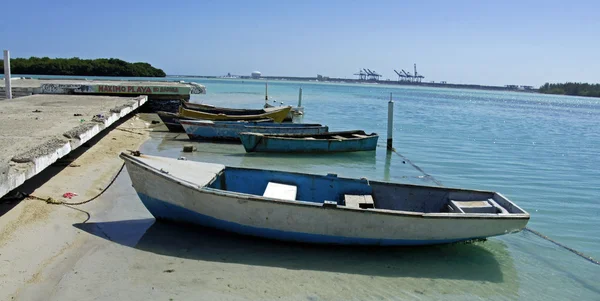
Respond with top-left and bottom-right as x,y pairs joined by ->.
523,228 -> 600,265
27,162 -> 126,206
389,148 -> 443,186
386,147 -> 599,266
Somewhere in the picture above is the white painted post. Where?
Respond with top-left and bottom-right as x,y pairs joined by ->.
387,92 -> 393,150
3,50 -> 12,100
298,87 -> 302,107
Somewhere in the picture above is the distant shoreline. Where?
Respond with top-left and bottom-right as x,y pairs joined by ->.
170,75 -> 539,94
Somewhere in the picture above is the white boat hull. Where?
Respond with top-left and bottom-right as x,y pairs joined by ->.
125,156 -> 528,245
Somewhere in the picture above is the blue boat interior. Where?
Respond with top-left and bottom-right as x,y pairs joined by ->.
206,167 -> 525,214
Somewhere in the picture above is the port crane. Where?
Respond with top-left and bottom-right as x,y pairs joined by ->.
413,64 -> 424,83
394,70 -> 406,81
354,69 -> 367,80
401,69 -> 413,82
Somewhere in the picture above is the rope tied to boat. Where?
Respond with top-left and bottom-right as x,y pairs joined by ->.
26,162 -> 126,206
386,147 -> 600,266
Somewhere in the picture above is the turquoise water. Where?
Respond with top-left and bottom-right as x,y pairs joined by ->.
26,75 -> 600,299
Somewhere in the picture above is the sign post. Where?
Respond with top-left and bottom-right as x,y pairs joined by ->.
3,50 -> 12,100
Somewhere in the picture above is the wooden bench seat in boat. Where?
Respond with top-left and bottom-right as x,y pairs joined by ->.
449,198 -> 509,214
344,194 -> 375,209
263,182 -> 297,201
352,134 -> 368,138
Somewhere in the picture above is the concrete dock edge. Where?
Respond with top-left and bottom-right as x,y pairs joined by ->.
0,95 -> 147,199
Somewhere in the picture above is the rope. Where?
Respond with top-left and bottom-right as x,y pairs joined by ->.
27,162 -> 126,206
114,128 -> 144,135
389,148 -> 443,186
385,147 -> 599,266
523,228 -> 599,266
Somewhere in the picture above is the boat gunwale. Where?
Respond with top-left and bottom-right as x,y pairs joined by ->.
179,105 -> 292,121
179,120 -> 327,129
121,153 -> 530,221
182,101 -> 270,114
178,119 -> 275,125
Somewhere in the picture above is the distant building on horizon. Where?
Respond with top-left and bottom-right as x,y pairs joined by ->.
251,71 -> 261,79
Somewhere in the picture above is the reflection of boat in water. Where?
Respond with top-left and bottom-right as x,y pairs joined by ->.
121,153 -> 529,246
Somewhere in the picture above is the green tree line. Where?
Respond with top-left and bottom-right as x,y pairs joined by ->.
539,82 -> 600,98
0,57 -> 166,77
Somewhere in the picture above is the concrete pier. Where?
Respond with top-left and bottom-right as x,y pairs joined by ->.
0,78 -> 206,112
0,94 -> 147,199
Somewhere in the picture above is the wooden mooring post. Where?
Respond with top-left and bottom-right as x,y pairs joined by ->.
387,93 -> 393,150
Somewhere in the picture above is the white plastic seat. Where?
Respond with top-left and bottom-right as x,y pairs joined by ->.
263,182 -> 297,201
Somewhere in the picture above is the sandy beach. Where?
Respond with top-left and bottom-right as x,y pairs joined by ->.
0,114 -> 153,300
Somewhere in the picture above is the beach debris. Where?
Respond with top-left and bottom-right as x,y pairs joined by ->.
182,145 -> 196,152
178,156 -> 187,160
69,163 -> 81,167
74,113 -> 83,116
127,150 -> 141,156
1,191 -> 28,203
151,120 -> 160,124
163,269 -> 175,273
62,192 -> 78,199
32,109 -> 42,113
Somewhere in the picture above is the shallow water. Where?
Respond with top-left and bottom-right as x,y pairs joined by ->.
133,78 -> 600,299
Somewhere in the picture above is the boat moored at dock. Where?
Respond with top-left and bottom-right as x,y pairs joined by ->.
178,104 -> 291,123
182,101 -> 271,115
181,120 -> 329,141
156,111 -> 194,132
239,130 -> 379,153
121,153 -> 530,246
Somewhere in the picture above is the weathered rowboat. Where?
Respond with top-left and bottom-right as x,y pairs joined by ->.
183,101 -> 270,115
179,105 -> 291,123
121,153 -> 530,246
180,120 -> 329,141
264,102 -> 303,121
156,111 -> 194,132
239,130 -> 378,153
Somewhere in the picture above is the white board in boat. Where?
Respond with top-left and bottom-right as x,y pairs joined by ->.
263,182 -> 297,201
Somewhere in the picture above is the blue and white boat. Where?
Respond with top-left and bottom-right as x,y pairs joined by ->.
180,120 -> 329,141
121,153 -> 530,246
239,130 -> 379,153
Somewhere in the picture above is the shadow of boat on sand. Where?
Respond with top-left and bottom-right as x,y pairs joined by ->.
74,219 -> 516,283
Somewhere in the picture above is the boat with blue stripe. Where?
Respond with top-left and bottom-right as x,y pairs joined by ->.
239,130 -> 379,153
121,153 -> 530,246
180,119 -> 329,141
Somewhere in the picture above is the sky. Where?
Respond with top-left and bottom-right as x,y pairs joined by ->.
1,0 -> 598,86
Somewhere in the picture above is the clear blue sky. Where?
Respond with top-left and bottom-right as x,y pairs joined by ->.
1,0 -> 598,86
